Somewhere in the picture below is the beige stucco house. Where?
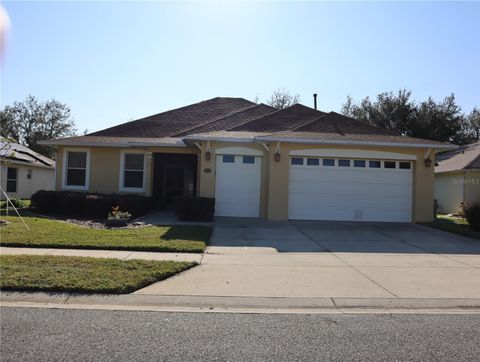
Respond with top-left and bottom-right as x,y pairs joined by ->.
435,141 -> 480,214
0,139 -> 55,200
41,97 -> 456,223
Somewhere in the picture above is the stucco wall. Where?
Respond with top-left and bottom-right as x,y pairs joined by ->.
1,163 -> 54,200
434,172 -> 464,214
55,142 -> 436,223
434,170 -> 480,214
196,142 -> 436,223
55,145 -> 197,196
464,171 -> 480,205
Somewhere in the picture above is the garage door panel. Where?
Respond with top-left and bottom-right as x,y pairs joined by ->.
215,155 -> 262,217
289,181 -> 412,196
288,158 -> 413,222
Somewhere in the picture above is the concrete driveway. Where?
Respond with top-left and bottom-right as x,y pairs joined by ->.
136,219 -> 480,299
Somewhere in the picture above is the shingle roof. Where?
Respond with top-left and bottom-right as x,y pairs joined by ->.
174,103 -> 275,137
89,97 -> 256,138
231,104 -> 326,132
0,139 -> 55,168
41,98 -> 456,149
435,141 -> 480,173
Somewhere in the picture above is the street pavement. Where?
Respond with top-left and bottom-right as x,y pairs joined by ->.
1,307 -> 480,361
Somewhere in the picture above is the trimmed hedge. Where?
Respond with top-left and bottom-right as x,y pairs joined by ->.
31,190 -> 153,218
464,202 -> 480,232
174,197 -> 215,222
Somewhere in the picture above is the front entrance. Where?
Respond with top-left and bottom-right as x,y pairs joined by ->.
152,153 -> 198,209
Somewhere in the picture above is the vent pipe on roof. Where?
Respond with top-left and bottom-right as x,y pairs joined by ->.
313,93 -> 317,110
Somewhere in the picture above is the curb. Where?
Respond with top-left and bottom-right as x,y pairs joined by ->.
2,292 -> 480,314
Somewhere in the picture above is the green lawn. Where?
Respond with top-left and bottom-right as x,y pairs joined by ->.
0,255 -> 194,294
0,216 -> 209,253
422,214 -> 480,240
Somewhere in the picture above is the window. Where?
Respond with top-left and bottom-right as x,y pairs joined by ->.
399,162 -> 411,169
66,151 -> 87,186
354,160 -> 366,168
369,160 -> 381,168
323,159 -> 335,166
338,159 -> 350,167
223,155 -> 234,163
307,158 -> 319,166
384,161 -> 396,169
291,157 -> 303,165
123,153 -> 145,189
242,156 -> 255,164
27,169 -> 32,179
6,167 -> 17,192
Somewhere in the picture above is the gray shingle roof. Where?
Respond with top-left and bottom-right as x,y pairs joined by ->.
89,97 -> 257,138
435,141 -> 480,173
0,140 -> 55,168
41,97 -> 456,149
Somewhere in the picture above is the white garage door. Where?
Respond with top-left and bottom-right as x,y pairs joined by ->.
288,157 -> 413,222
215,154 -> 262,217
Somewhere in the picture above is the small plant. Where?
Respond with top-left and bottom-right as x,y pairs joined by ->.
2,196 -> 27,209
107,206 -> 131,220
459,201 -> 469,218
463,202 -> 480,232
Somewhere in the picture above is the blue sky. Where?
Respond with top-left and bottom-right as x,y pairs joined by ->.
1,1 -> 479,133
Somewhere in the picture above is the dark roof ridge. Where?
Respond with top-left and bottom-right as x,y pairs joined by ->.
88,97 -> 255,136
173,103 -> 274,137
327,111 -> 399,136
228,103 -> 325,132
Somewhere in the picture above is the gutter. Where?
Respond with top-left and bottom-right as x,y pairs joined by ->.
38,140 -> 188,148
254,136 -> 458,150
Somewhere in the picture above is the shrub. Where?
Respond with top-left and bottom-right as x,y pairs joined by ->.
174,197 -> 215,221
84,194 -> 115,218
31,190 -> 58,212
58,192 -> 86,216
30,191 -> 153,218
3,196 -> 27,209
115,194 -> 153,217
464,202 -> 480,232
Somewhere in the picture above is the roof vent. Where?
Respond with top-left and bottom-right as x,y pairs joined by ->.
313,93 -> 317,110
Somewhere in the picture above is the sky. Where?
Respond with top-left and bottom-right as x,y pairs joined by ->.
1,1 -> 479,134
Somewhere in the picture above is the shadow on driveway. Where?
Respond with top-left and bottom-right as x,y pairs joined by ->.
209,218 -> 480,255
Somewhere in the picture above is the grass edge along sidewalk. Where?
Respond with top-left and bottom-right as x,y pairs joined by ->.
0,255 -> 195,294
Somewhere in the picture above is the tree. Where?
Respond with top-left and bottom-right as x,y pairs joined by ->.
0,95 -> 77,157
465,107 -> 480,140
267,89 -> 300,109
341,90 -> 477,145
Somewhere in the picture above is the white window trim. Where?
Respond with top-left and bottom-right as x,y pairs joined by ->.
119,150 -> 147,193
62,148 -> 90,191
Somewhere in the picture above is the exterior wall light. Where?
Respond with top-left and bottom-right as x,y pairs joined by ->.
205,150 -> 211,161
274,151 -> 281,162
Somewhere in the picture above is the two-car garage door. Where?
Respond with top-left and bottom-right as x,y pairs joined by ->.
288,156 -> 413,222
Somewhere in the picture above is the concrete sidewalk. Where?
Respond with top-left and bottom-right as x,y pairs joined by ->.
0,247 -> 202,263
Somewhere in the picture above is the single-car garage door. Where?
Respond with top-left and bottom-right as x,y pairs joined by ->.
215,154 -> 262,217
288,156 -> 412,222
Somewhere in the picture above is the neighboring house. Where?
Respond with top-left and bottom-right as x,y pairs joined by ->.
41,97 -> 455,223
0,139 -> 55,199
434,141 -> 480,214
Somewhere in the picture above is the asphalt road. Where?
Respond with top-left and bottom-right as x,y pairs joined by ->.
1,307 -> 479,361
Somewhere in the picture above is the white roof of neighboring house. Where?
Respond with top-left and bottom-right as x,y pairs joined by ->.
0,139 -> 55,168
435,141 -> 480,173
